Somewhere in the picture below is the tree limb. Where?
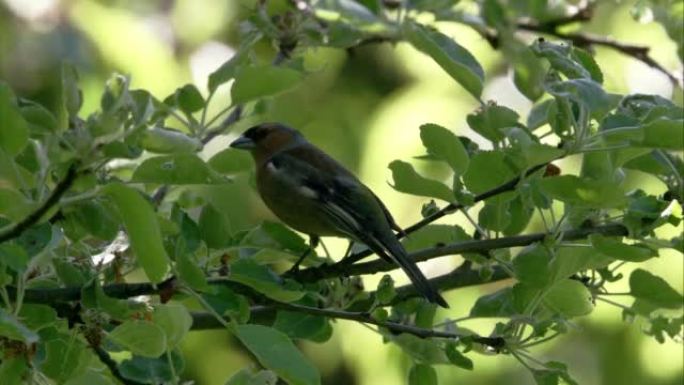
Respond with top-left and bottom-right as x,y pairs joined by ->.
292,223 -> 628,282
11,223 -> 627,304
517,23 -> 683,86
190,302 -> 506,349
0,162 -> 81,243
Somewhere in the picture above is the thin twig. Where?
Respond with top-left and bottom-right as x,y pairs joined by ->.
191,300 -> 506,349
90,344 -> 145,385
517,22 -> 682,86
0,162 -> 81,243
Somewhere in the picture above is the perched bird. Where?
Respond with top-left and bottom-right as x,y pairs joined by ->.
230,123 -> 448,308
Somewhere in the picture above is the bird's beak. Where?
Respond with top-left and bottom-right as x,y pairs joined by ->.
230,135 -> 255,150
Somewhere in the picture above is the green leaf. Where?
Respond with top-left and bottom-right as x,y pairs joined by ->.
203,286 -> 251,323
119,351 -> 185,384
40,337 -> 88,382
61,63 -> 82,123
376,274 -> 397,304
531,40 -> 591,80
234,324 -> 321,385
81,279 -> 133,320
226,368 -> 278,385
589,234 -> 654,262
209,148 -> 254,174
466,102 -> 520,143
177,252 -> 210,291
571,47 -> 603,84
208,51 -> 249,93
545,78 -> 613,119
638,119 -> 684,150
0,83 -> 29,156
402,224 -> 470,252
132,154 -> 223,185
108,320 -> 167,358
499,36 -> 546,101
388,160 -> 453,202
503,195 -> 534,235
403,22 -> 484,100
103,183 -> 170,283
273,310 -> 332,343
630,269 -> 683,309
175,84 -> 205,114
445,342 -> 473,370
20,102 -> 59,135
533,369 -> 560,385
0,308 -> 38,343
514,245 -> 552,289
533,361 -> 578,385
536,175 -> 626,208
16,222 -> 52,257
505,126 -> 564,166
527,99 -> 555,130
551,246 -> 612,280
543,280 -> 594,317
478,199 -> 511,231
68,200 -> 120,241
232,66 -> 303,104
199,204 -> 232,249
0,188 -> 33,222
229,258 -> 305,302
153,304 -> 193,349
419,123 -> 469,175
64,369 -> 117,385
0,357 -> 28,385
392,333 -> 449,364
408,363 -> 437,385
0,243 -> 29,273
139,128 -> 202,154
18,304 -> 57,331
463,151 -> 517,195
470,287 -> 516,317
415,302 -> 437,329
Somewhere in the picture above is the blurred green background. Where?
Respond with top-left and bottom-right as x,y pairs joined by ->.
1,0 -> 681,384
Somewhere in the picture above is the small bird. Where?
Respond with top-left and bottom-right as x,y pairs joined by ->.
230,123 -> 448,308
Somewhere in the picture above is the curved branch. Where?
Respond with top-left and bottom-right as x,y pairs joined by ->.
0,162 -> 80,243
517,22 -> 682,86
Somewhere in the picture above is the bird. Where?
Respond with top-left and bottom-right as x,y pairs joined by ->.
230,123 -> 449,308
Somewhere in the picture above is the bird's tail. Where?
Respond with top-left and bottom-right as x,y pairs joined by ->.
369,234 -> 449,308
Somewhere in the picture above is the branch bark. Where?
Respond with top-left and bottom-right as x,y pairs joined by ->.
0,162 -> 81,243
11,223 -> 627,304
190,302 -> 506,349
292,223 -> 628,282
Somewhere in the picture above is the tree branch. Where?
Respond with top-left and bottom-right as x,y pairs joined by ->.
11,223 -> 627,304
190,301 -> 506,349
90,344 -> 145,385
517,21 -> 682,86
292,223 -> 628,282
0,162 -> 81,243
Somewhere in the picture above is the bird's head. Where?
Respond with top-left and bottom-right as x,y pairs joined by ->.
230,123 -> 304,161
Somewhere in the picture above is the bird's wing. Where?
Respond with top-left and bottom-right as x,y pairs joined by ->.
268,150 -> 388,242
